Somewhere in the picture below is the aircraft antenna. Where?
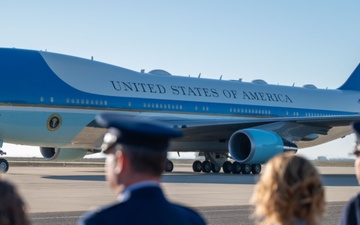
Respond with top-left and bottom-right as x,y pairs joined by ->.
91,56 -> 94,60
219,75 -> 222,80
198,73 -> 201,78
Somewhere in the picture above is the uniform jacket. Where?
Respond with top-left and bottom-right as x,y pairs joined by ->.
78,186 -> 206,225
339,192 -> 360,225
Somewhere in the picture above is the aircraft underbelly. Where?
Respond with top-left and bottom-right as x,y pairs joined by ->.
169,141 -> 228,152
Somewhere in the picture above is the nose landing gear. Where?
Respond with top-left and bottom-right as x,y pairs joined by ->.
0,150 -> 9,173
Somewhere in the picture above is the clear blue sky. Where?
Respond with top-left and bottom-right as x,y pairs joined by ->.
1,1 -> 360,159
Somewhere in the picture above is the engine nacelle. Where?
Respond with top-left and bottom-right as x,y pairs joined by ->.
40,147 -> 88,161
228,129 -> 297,164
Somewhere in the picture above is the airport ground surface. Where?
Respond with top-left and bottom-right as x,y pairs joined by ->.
3,158 -> 358,225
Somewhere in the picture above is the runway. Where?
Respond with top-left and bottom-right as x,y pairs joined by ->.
2,162 -> 358,225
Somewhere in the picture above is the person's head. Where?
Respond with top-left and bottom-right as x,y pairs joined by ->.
251,152 -> 325,225
0,179 -> 30,225
351,121 -> 360,184
96,113 -> 183,194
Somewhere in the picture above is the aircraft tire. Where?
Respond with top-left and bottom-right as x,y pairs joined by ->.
0,158 -> 9,173
212,163 -> 221,173
241,164 -> 251,174
192,160 -> 202,172
232,162 -> 241,174
202,161 -> 212,173
164,160 -> 174,172
251,164 -> 262,174
222,161 -> 232,174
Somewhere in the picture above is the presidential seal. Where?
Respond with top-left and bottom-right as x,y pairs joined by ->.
47,114 -> 62,131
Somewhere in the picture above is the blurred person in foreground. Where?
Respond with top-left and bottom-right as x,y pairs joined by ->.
0,178 -> 30,225
251,152 -> 325,225
77,113 -> 206,225
339,121 -> 360,224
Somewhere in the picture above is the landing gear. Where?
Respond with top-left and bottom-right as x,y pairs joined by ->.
0,159 -> 9,173
164,160 -> 174,172
165,153 -> 262,175
222,161 -> 262,175
191,152 -> 228,173
190,152 -> 262,174
0,150 -> 8,173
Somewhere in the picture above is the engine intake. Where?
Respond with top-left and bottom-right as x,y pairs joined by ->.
40,147 -> 88,161
228,129 -> 297,164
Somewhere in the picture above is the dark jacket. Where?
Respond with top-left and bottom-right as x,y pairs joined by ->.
78,186 -> 206,225
339,192 -> 360,225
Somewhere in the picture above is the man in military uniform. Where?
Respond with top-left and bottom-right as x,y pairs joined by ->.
339,121 -> 360,224
78,113 -> 206,225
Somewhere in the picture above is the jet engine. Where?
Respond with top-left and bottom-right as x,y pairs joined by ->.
40,147 -> 88,161
228,129 -> 297,164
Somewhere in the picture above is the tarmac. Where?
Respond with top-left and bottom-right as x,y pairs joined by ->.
2,158 -> 358,225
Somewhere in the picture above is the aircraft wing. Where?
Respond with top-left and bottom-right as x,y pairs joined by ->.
76,113 -> 359,150
148,114 -> 360,146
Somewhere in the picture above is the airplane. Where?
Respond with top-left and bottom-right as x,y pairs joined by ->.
0,47 -> 359,174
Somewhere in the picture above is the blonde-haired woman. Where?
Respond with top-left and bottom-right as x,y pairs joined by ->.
251,153 -> 325,225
